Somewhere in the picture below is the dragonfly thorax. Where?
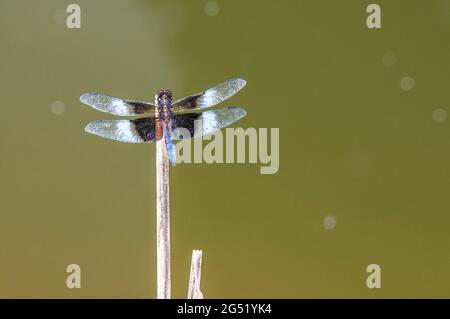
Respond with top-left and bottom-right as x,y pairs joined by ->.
156,89 -> 173,107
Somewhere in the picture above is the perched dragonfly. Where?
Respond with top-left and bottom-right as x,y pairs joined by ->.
80,78 -> 247,166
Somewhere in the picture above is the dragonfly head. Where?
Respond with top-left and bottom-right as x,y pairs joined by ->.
156,89 -> 173,106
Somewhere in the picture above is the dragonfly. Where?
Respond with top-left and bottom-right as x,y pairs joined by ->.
80,78 -> 247,166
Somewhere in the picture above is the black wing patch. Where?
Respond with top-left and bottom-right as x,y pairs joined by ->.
85,118 -> 161,143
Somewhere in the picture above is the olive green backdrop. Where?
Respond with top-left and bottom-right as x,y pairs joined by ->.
1,0 -> 450,298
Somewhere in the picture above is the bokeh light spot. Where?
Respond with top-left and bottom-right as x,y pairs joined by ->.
51,101 -> 66,115
400,76 -> 415,91
382,51 -> 398,67
204,1 -> 220,16
323,214 -> 337,230
432,108 -> 447,123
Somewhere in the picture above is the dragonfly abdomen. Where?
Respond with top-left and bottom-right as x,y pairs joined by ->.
157,100 -> 177,166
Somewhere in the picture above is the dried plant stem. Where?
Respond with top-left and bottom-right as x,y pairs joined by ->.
156,137 -> 171,299
188,249 -> 203,299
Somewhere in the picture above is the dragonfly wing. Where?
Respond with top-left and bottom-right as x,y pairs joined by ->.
172,78 -> 246,113
80,92 -> 156,116
85,118 -> 161,143
171,106 -> 246,140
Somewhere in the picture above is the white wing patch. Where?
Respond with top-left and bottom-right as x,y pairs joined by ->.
200,110 -> 220,135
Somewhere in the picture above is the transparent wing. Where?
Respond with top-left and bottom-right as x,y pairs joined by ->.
171,106 -> 247,140
80,92 -> 156,116
85,118 -> 162,143
172,78 -> 246,113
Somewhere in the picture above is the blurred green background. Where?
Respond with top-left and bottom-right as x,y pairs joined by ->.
1,0 -> 450,298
